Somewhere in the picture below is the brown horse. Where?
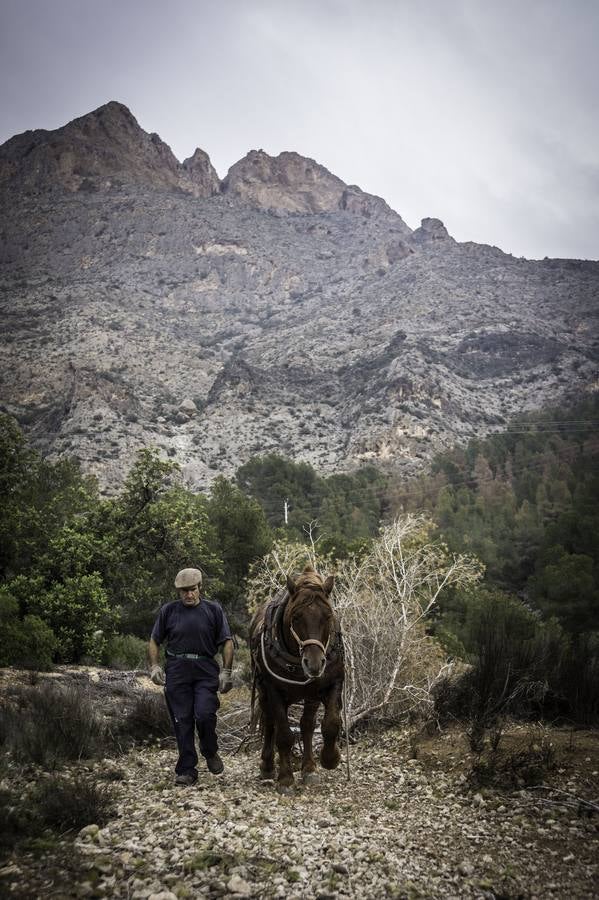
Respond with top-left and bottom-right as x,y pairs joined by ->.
249,564 -> 345,791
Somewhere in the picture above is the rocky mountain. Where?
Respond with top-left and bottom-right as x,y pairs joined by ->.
0,102 -> 597,492
0,101 -> 220,198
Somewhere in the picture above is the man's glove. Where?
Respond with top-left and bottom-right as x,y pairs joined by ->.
219,667 -> 233,693
150,665 -> 165,686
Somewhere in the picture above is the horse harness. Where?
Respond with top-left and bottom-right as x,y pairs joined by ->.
253,588 -> 344,687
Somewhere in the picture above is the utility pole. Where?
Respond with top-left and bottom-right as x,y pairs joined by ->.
284,498 -> 289,526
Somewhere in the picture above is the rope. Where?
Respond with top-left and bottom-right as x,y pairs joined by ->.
260,629 -> 314,686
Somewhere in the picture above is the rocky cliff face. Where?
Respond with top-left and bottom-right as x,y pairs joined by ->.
0,101 -> 220,197
221,149 -> 407,223
1,102 -> 597,492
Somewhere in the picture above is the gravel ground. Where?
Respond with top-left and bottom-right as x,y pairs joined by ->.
1,725 -> 598,899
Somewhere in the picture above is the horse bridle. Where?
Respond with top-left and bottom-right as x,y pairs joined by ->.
258,590 -> 334,686
288,618 -> 331,657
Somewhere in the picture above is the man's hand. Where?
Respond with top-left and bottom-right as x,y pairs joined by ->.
219,667 -> 233,693
150,664 -> 165,686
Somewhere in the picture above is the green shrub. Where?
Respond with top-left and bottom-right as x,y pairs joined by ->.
435,588 -> 555,749
552,632 -> 599,726
0,591 -> 56,669
31,574 -> 114,662
437,583 -> 599,729
234,644 -> 253,686
103,633 -> 148,670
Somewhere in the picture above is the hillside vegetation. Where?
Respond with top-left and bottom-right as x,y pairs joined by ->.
1,398 -> 598,725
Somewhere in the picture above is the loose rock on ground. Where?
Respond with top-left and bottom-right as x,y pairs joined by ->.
1,727 -> 598,898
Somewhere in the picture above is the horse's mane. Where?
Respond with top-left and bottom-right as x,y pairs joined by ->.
287,565 -> 333,620
294,567 -> 327,592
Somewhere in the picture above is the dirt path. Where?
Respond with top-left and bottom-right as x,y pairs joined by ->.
2,725 -> 598,899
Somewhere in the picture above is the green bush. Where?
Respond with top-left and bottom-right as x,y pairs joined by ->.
103,633 -> 148,670
436,583 -> 599,729
0,591 -> 56,669
436,588 -> 555,748
234,644 -> 253,686
552,632 -> 599,726
28,573 -> 114,662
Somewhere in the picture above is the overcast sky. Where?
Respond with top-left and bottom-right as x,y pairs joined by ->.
1,0 -> 598,260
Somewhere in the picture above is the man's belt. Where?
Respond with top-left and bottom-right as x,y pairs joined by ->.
166,650 -> 214,660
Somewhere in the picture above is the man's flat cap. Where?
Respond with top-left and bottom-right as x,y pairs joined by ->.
174,568 -> 203,588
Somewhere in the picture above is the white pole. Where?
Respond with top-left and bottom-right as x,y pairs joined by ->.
284,498 -> 289,525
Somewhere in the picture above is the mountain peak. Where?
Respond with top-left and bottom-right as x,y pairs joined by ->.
78,100 -> 137,124
0,100 -> 219,197
93,100 -> 135,117
1,102 -> 411,224
222,148 -> 410,227
412,217 -> 453,243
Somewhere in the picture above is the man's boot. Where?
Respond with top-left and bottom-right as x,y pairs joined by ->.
206,753 -> 224,775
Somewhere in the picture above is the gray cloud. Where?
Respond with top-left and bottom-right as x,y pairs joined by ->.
0,0 -> 597,259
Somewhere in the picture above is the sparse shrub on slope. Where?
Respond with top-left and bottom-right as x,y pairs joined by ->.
118,690 -> 173,744
0,682 -> 106,768
33,773 -> 116,831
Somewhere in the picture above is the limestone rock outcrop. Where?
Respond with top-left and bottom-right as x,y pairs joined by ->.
0,101 -> 220,197
411,217 -> 453,243
221,149 -> 410,227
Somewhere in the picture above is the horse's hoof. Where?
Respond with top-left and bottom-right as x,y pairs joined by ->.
276,783 -> 294,795
260,771 -> 275,781
302,771 -> 319,784
320,751 -> 341,770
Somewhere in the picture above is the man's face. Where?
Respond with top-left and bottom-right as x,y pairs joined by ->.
178,584 -> 200,606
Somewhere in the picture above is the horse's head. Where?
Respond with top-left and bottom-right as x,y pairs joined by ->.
284,564 -> 335,679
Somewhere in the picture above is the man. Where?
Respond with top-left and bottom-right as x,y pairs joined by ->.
148,567 -> 234,786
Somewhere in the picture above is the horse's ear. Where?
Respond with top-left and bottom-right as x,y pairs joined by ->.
303,563 -> 315,573
323,575 -> 334,596
286,574 -> 296,596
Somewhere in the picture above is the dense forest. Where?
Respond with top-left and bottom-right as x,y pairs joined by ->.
1,397 -> 597,722
236,454 -> 387,555
387,395 -> 599,635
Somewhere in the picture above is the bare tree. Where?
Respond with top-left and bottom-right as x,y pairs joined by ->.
335,515 -> 481,728
246,540 -> 329,614
245,515 -> 481,730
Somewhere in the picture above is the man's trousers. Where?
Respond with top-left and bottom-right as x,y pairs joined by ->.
164,658 -> 220,776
